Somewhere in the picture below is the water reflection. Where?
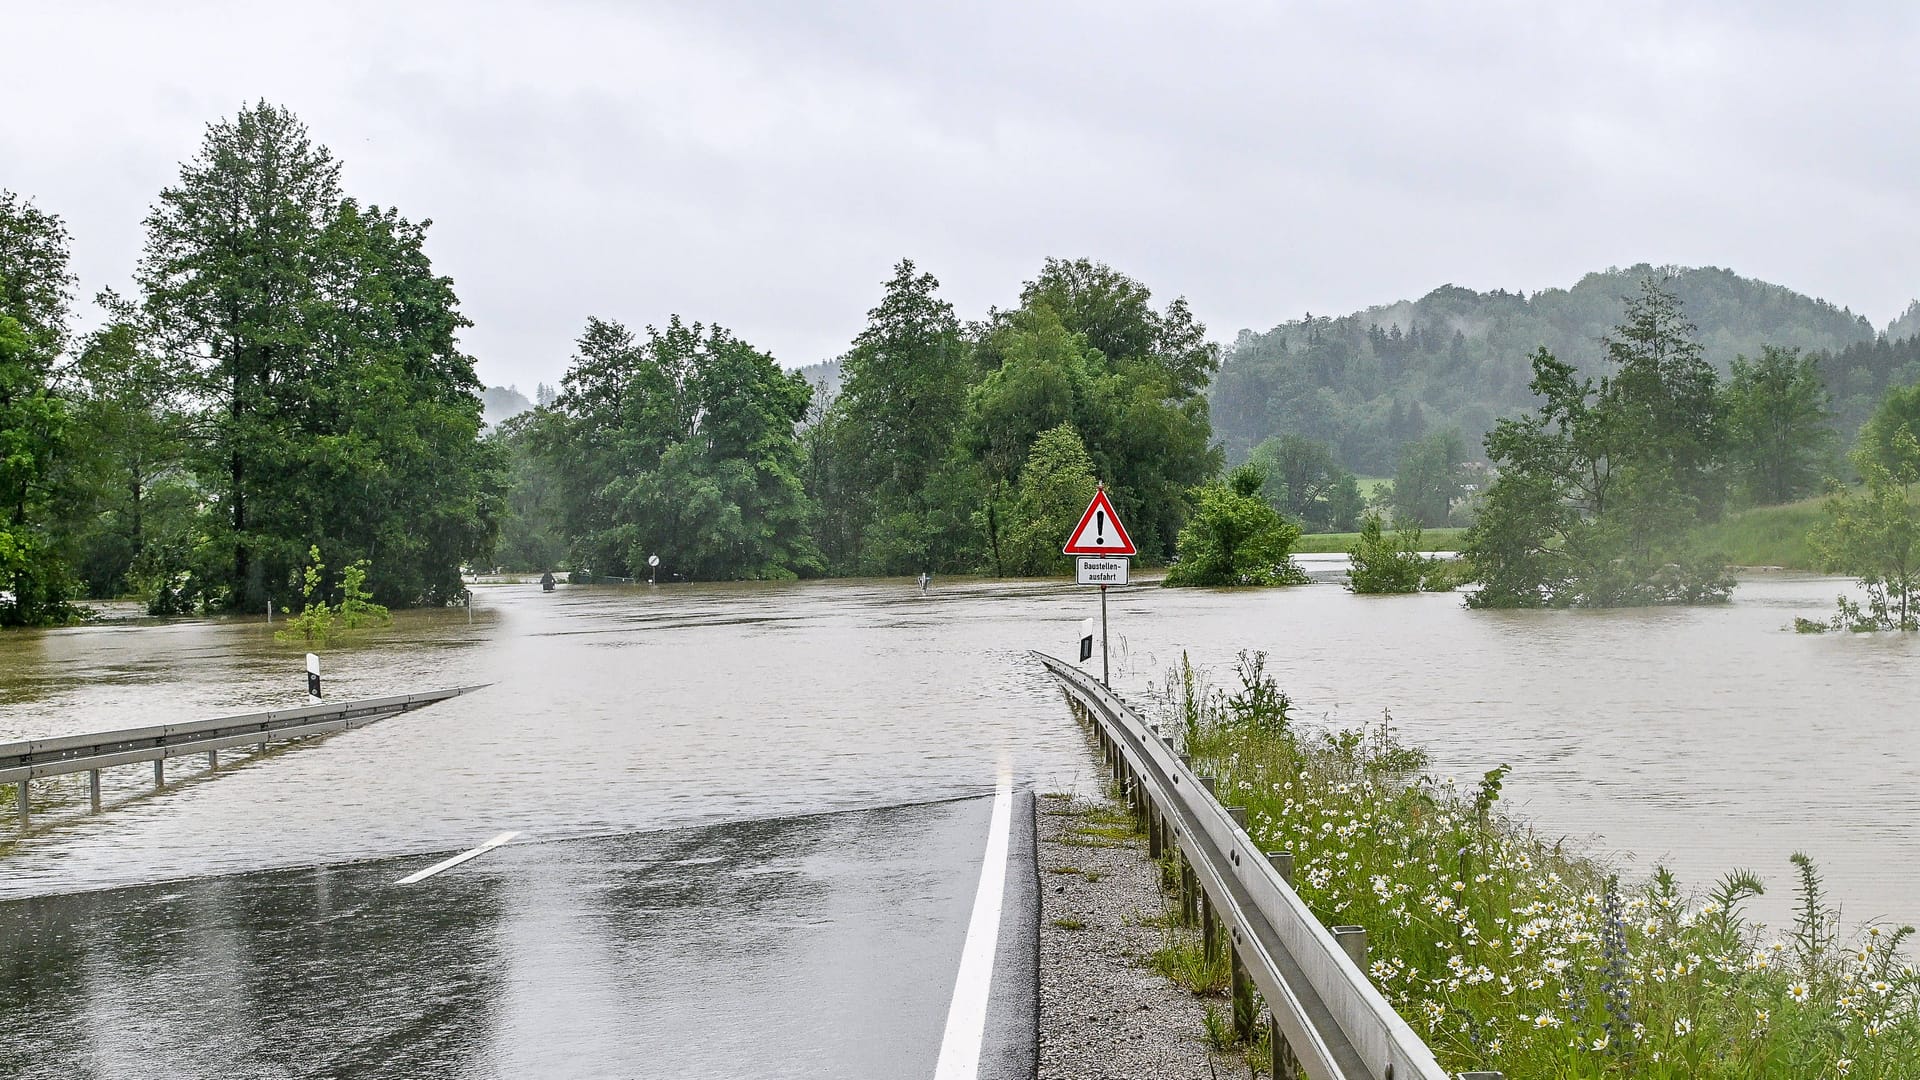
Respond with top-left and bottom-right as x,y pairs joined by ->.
0,800 -> 983,1080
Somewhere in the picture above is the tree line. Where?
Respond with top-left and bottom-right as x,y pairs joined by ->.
495,257 -> 1222,581
0,102 -> 498,627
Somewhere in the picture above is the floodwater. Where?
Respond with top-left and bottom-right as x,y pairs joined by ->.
5,571 -> 1919,925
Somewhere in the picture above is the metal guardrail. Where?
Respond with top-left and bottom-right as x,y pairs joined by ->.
1037,653 -> 1498,1080
3,685 -> 486,826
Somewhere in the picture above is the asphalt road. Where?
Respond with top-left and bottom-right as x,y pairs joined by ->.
0,793 -> 1038,1080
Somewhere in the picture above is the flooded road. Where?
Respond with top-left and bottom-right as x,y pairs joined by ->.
0,796 -> 1034,1080
3,570 -> 1919,1064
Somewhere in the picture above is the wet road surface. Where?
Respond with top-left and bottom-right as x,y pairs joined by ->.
1,795 -> 1037,1080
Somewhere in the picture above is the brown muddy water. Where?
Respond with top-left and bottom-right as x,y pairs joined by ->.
3,570 -> 1916,932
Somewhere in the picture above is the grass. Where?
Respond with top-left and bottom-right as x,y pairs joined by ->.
1689,496 -> 1827,570
1152,651 -> 1920,1079
1051,917 -> 1086,931
1293,527 -> 1466,554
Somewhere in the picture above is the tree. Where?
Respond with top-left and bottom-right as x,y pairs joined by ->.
538,316 -> 818,581
1856,380 -> 1920,478
1246,434 -> 1362,532
1813,431 -> 1920,631
1391,429 -> 1467,527
138,103 -> 499,610
1598,276 -> 1726,518
57,296 -> 195,602
1723,346 -> 1834,505
1346,511 -> 1455,594
138,102 -> 342,612
1164,465 -> 1308,587
811,259 -> 970,574
1465,328 -> 1733,609
0,191 -> 76,626
998,424 -> 1098,576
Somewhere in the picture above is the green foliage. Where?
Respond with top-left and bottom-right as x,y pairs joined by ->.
1346,511 -> 1454,594
488,411 -> 568,572
1246,433 -> 1363,532
1170,656 -> 1920,1080
0,191 -> 78,627
273,546 -> 392,645
995,424 -> 1097,576
1857,380 -> 1920,478
1391,429 -> 1469,527
1209,264 -> 1875,475
1686,495 -> 1825,570
136,103 -> 499,612
531,315 -> 820,581
1724,346 -> 1836,505
1164,465 -> 1309,587
1466,281 -> 1736,609
1812,432 -> 1920,631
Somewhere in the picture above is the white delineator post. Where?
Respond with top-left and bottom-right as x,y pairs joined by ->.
306,653 -> 321,704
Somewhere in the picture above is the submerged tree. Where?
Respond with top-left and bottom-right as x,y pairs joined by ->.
1813,431 -> 1920,631
1164,465 -> 1308,587
0,191 -> 77,626
137,102 -> 498,610
1465,279 -> 1733,608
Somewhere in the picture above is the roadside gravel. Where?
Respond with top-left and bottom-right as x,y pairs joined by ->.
1036,781 -> 1243,1080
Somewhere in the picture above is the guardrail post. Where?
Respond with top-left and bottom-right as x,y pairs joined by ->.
1147,808 -> 1162,859
153,759 -> 164,788
1227,805 -> 1247,829
1229,937 -> 1255,1042
1267,850 -> 1294,885
206,749 -> 218,770
1333,925 -> 1367,969
15,778 -> 27,828
1270,1015 -> 1300,1080
1201,891 -> 1217,960
88,769 -> 101,813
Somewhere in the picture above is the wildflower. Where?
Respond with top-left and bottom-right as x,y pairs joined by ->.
1673,1017 -> 1691,1036
1788,981 -> 1810,1003
1590,1034 -> 1609,1051
1837,1058 -> 1852,1076
1754,1008 -> 1769,1026
1872,980 -> 1891,996
1532,1011 -> 1560,1029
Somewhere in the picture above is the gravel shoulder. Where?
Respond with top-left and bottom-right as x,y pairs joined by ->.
1036,773 -> 1244,1080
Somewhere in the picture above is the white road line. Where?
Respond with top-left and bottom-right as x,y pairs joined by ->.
394,831 -> 520,885
933,764 -> 1014,1080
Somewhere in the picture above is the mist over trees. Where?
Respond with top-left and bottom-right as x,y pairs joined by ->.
1210,265 -> 1880,476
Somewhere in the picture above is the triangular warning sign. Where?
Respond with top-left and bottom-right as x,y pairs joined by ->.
1063,488 -> 1137,556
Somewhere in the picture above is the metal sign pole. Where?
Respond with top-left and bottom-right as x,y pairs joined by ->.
1100,584 -> 1109,688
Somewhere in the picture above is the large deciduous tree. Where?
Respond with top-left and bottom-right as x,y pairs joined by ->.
1723,345 -> 1835,505
539,316 -> 818,580
0,191 -> 76,626
138,102 -> 497,610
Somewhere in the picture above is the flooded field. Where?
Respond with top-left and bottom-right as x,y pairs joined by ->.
4,572 -> 1917,931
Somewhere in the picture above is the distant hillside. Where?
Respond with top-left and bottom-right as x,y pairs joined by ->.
482,385 -> 533,428
1211,265 -> 1892,474
796,358 -> 843,402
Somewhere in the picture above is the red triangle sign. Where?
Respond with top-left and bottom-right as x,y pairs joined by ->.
1063,489 -> 1137,556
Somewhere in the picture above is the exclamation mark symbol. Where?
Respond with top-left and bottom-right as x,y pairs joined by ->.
1097,510 -> 1106,546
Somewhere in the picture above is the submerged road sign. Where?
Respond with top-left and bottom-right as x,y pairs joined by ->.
1062,488 -> 1136,557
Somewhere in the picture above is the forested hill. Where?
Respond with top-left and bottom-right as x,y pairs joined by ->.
1210,265 -> 1890,474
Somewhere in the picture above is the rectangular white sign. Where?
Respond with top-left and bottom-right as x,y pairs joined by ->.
1075,557 -> 1129,586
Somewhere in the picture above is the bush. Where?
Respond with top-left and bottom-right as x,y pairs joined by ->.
1164,465 -> 1310,587
1347,512 -> 1464,594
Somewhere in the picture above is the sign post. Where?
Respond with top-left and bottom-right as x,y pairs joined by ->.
1063,485 -> 1137,688
648,553 -> 660,586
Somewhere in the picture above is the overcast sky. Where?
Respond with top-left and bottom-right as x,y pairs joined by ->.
7,2 -> 1918,391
